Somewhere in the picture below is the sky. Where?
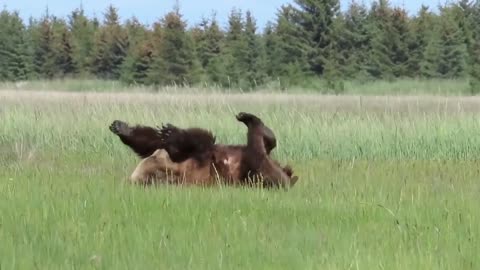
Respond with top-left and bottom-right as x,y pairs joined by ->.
2,0 -> 441,29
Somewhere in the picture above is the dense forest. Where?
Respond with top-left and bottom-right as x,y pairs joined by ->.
1,0 -> 480,91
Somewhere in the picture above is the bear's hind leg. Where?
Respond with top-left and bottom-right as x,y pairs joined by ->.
257,158 -> 297,189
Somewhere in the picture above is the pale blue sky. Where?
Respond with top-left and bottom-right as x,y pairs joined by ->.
2,0 -> 441,29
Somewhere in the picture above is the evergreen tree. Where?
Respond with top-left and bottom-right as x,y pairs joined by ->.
263,22 -> 279,78
120,17 -> 152,84
243,11 -> 266,89
145,21 -> 163,85
191,17 -> 209,70
453,0 -> 475,66
52,18 -> 75,76
68,7 -> 95,76
468,1 -> 480,93
31,12 -> 59,79
436,6 -> 468,78
339,1 -> 370,79
190,14 -> 226,84
124,17 -> 149,45
366,0 -> 394,79
420,30 -> 442,78
223,8 -> 248,87
321,12 -> 346,81
120,40 -> 153,84
292,0 -> 341,75
0,9 -> 31,81
147,8 -> 199,86
409,5 -> 437,78
389,7 -> 411,77
470,37 -> 480,93
91,5 -> 128,79
0,9 -> 11,80
23,17 -> 38,79
267,5 -> 310,87
203,16 -> 226,85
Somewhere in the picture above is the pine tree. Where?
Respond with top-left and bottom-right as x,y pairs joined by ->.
263,22 -> 279,78
145,21 -> 163,85
266,5 -> 310,87
190,14 -> 226,84
120,39 -> 153,84
389,7 -> 411,77
203,16 -> 226,85
191,17 -> 209,70
68,7 -> 95,76
454,0 -> 475,68
223,8 -> 248,87
366,0 -> 394,79
91,5 -> 128,79
120,17 -> 152,84
0,10 -> 10,80
243,11 -> 266,89
292,0 -> 341,75
436,6 -> 468,78
147,8 -> 199,86
124,17 -> 149,45
23,17 -> 38,79
409,5 -> 437,78
321,12 -> 348,93
0,9 -> 31,81
468,1 -> 480,93
31,12 -> 59,79
52,18 -> 75,76
420,30 -> 441,78
339,1 -> 370,79
469,37 -> 480,93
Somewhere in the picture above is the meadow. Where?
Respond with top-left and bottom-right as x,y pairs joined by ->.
1,88 -> 480,269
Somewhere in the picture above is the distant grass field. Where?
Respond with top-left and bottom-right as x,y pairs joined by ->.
0,77 -> 472,95
1,89 -> 479,269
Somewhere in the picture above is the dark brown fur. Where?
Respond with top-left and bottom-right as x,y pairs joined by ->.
109,121 -> 216,163
235,112 -> 298,188
109,113 -> 298,188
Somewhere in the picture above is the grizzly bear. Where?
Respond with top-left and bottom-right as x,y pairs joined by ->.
109,112 -> 298,188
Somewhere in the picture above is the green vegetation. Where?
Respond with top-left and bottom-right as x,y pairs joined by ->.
1,90 -> 480,269
1,0 -> 480,92
0,78 -> 472,95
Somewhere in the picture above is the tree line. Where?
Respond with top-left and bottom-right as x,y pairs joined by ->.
1,0 -> 480,91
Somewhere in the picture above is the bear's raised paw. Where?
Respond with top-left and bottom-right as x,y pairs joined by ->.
109,120 -> 131,136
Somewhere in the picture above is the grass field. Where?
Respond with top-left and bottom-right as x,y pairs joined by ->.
0,77 -> 471,95
1,89 -> 480,269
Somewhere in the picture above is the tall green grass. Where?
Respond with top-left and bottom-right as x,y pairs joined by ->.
1,91 -> 479,269
0,78 -> 472,95
3,91 -> 480,161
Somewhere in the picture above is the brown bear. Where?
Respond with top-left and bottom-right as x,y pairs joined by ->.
109,112 -> 298,188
